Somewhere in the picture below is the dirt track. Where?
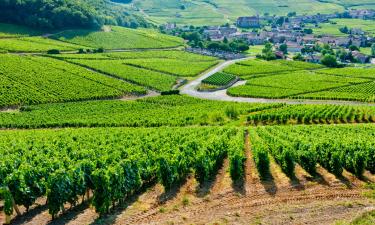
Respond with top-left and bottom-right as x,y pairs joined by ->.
180,58 -> 375,106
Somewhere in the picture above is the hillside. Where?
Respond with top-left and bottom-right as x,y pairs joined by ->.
121,0 -> 373,25
0,0 -> 148,30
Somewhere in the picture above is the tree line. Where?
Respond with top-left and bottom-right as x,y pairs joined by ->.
0,0 -> 148,30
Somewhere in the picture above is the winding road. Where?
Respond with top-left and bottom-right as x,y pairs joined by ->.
180,58 -> 375,106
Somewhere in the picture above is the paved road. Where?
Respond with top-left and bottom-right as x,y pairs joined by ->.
180,58 -> 375,106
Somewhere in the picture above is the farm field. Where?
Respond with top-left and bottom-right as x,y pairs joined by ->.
51,26 -> 184,49
202,72 -> 237,86
226,59 -> 375,102
0,54 -> 145,108
312,19 -> 375,37
0,95 -> 277,129
248,104 -> 375,125
0,37 -> 84,52
58,51 -> 221,91
1,17 -> 375,225
124,0 -> 346,25
1,123 -> 374,225
0,23 -> 42,38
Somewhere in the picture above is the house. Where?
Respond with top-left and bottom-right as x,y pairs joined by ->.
352,51 -> 370,63
203,30 -> 223,41
305,54 -> 321,63
349,9 -> 375,19
275,51 -> 285,59
286,42 -> 303,53
336,37 -> 351,47
219,26 -> 238,36
162,23 -> 176,30
237,16 -> 260,28
247,35 -> 265,45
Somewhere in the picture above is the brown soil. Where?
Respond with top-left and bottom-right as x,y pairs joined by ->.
2,137 -> 374,225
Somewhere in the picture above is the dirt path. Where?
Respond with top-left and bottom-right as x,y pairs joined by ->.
180,59 -> 375,106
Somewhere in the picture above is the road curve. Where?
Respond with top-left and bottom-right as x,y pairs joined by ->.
180,58 -> 375,106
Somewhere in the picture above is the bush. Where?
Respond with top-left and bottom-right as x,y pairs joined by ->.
47,49 -> 60,54
161,90 -> 180,95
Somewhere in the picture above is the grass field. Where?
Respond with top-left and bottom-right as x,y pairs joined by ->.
51,26 -> 184,49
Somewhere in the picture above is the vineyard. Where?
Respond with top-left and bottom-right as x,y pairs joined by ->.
0,23 -> 41,38
226,59 -> 375,102
202,72 -> 237,86
57,51 -> 220,91
0,126 -> 244,218
0,37 -> 85,52
248,104 -> 375,125
51,26 -> 184,50
0,95 -> 277,129
0,55 -> 145,108
0,22 -> 375,225
250,124 -> 375,180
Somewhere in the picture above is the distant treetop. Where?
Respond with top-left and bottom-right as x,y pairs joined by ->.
0,0 -> 148,30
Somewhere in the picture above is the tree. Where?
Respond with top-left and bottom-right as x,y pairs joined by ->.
349,45 -> 359,51
279,43 -> 288,54
339,26 -> 349,34
321,54 -> 338,67
371,43 -> 375,57
303,28 -> 313,34
293,53 -> 304,61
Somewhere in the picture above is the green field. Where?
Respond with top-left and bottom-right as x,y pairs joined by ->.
248,104 -> 375,125
124,0 -> 346,25
1,16 -> 375,224
0,95 -> 277,129
313,19 -> 375,37
0,23 -> 42,38
0,54 -> 145,107
226,59 -> 375,102
0,37 -> 84,52
51,26 -> 184,49
202,72 -> 237,86
57,51 -> 220,91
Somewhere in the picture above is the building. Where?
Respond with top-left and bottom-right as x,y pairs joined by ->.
237,16 -> 260,28
349,9 -> 375,19
352,51 -> 370,63
305,54 -> 321,63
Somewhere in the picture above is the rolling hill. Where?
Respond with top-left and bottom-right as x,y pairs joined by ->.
120,0 -> 374,25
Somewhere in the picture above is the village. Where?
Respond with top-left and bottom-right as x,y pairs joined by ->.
162,9 -> 375,64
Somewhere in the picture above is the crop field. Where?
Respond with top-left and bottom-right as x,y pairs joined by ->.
313,19 -> 375,37
248,104 -> 375,125
0,55 -> 145,107
0,23 -> 42,38
0,95 -> 277,129
318,67 -> 375,79
66,59 -> 178,92
251,124 -> 375,180
1,20 -> 375,225
226,59 -> 375,102
202,72 -> 237,86
53,50 -> 218,61
58,51 -> 220,91
122,58 -> 219,77
0,37 -> 84,52
0,126 -> 245,218
126,0 -> 345,25
51,26 -> 184,49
